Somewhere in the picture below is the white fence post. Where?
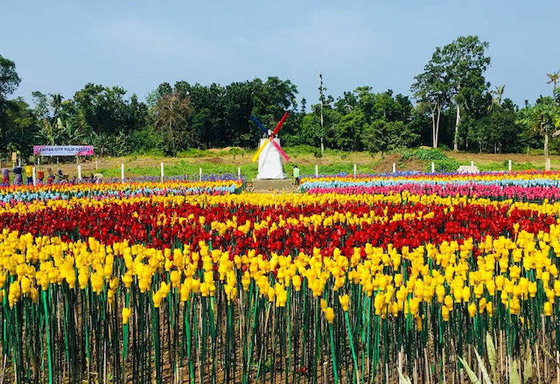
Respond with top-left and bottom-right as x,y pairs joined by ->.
32,167 -> 36,186
77,165 -> 82,180
471,160 -> 474,167
121,164 -> 124,182
315,165 -> 319,177
238,167 -> 241,180
392,163 -> 396,173
508,160 -> 512,172
431,162 -> 435,173
353,164 -> 357,177
160,162 -> 164,182
199,167 -> 202,181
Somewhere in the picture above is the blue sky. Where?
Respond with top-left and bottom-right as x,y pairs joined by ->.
1,0 -> 558,108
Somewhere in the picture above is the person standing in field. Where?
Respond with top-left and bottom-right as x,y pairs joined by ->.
25,164 -> 33,185
12,165 -> 23,186
293,165 -> 300,186
2,168 -> 10,186
47,168 -> 55,185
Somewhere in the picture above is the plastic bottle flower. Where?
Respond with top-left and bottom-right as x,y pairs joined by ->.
325,307 -> 334,323
8,280 -> 20,307
122,307 -> 132,324
544,302 -> 553,316
339,294 -> 349,311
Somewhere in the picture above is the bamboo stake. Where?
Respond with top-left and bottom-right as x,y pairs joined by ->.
443,347 -> 446,384
543,316 -> 548,381
500,331 -> 504,375
398,348 -> 403,379
385,362 -> 389,384
556,350 -> 559,384
424,348 -> 431,384
506,354 -> 510,383
536,343 -> 541,382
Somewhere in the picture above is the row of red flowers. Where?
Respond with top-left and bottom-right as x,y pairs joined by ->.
0,197 -> 553,261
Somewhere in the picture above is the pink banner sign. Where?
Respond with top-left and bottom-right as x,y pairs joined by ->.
33,146 -> 94,156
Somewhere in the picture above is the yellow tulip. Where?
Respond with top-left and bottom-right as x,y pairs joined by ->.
325,307 -> 334,323
441,306 -> 450,322
123,307 -> 130,325
170,270 -> 181,288
544,301 -> 553,316
292,275 -> 302,291
468,302 -> 476,317
339,294 -> 349,311
153,291 -> 162,308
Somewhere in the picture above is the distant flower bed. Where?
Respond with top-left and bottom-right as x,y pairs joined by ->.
301,170 -> 560,201
0,179 -> 243,203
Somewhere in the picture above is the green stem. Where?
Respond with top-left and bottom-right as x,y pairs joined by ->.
344,311 -> 359,384
42,290 -> 53,384
329,324 -> 339,384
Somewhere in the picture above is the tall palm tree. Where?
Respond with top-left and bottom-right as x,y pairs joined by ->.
488,85 -> 505,114
547,71 -> 560,91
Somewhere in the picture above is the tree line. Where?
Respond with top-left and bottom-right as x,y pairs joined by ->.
0,35 -> 559,159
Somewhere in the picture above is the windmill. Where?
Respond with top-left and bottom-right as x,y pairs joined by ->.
249,112 -> 290,179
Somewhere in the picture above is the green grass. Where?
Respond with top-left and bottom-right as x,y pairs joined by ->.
98,162 -> 371,179
476,161 -> 544,172
82,146 -> 560,180
99,161 -> 258,179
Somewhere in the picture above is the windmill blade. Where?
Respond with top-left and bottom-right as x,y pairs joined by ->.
252,139 -> 270,163
249,115 -> 269,135
271,112 -> 289,137
553,129 -> 560,138
270,138 -> 290,162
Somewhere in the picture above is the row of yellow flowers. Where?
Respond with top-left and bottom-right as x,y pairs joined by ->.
2,222 -> 559,323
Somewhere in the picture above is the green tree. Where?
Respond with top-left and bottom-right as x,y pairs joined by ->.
518,96 -> 560,157
335,110 -> 365,151
251,77 -> 298,138
361,120 -> 418,156
0,98 -> 41,157
411,48 -> 452,148
71,84 -> 149,155
74,84 -> 131,136
442,36 -> 491,151
0,54 -> 21,102
300,104 -> 339,150
172,82 -> 226,148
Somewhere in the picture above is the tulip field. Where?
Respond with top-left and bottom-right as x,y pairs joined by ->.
3,172 -> 560,383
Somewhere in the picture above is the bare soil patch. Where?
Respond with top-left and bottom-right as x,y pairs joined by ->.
369,153 -> 424,173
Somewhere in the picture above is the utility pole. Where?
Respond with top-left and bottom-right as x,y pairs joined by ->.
318,73 -> 325,155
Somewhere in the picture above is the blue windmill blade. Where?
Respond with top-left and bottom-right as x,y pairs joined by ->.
249,115 -> 269,134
